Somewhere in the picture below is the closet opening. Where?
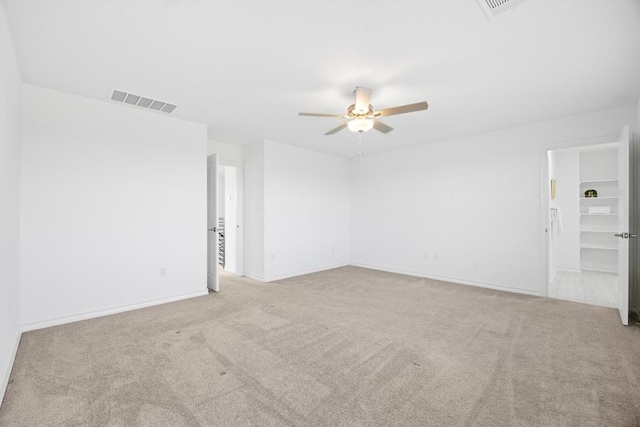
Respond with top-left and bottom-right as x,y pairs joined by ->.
207,154 -> 243,294
218,165 -> 238,276
546,142 -> 619,307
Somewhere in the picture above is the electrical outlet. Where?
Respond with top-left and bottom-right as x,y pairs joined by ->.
159,267 -> 167,277
423,253 -> 429,260
433,253 -> 439,261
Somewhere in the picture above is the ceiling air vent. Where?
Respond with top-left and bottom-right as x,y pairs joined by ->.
476,0 -> 528,19
110,90 -> 177,114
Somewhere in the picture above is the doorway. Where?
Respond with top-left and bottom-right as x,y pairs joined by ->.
547,143 -> 619,307
540,126 -> 632,325
207,154 -> 219,292
218,165 -> 238,274
207,154 -> 242,293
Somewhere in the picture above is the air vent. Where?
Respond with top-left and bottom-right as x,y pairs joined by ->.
110,90 -> 177,114
476,0 -> 527,19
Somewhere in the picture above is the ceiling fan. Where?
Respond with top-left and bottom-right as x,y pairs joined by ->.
299,87 -> 428,135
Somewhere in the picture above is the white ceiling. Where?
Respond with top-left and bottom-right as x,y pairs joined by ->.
4,0 -> 640,158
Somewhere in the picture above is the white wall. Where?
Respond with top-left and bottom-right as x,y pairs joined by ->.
243,142 -> 264,279
0,0 -> 22,406
580,148 -> 617,181
20,84 -> 208,329
263,140 -> 349,281
207,140 -> 243,166
218,168 -> 226,218
550,149 -> 580,274
350,105 -> 636,295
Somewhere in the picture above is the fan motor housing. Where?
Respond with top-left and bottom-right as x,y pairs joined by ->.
348,103 -> 373,117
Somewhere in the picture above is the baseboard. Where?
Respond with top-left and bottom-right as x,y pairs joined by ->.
21,289 -> 209,332
263,263 -> 349,282
350,262 -> 542,297
244,272 -> 266,282
581,266 -> 618,274
0,330 -> 22,409
557,267 -> 582,274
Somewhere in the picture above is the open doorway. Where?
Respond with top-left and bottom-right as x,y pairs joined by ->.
217,165 -> 238,275
541,126 -> 633,326
547,143 -> 619,307
207,154 -> 219,292
207,153 -> 242,293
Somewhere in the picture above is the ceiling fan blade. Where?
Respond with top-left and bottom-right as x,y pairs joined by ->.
354,87 -> 372,113
374,101 -> 428,117
299,112 -> 345,118
325,122 -> 348,135
373,120 -> 394,134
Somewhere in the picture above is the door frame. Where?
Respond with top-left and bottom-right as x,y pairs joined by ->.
538,134 -> 619,298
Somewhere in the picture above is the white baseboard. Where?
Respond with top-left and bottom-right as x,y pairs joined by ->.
263,263 -> 349,282
244,271 -> 266,282
0,330 -> 22,409
557,267 -> 582,274
21,289 -> 208,332
350,263 -> 542,297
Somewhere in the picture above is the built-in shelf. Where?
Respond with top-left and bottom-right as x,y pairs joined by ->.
579,179 -> 618,184
576,149 -> 619,274
581,244 -> 618,250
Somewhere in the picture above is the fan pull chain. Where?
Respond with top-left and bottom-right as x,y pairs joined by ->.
358,130 -> 364,163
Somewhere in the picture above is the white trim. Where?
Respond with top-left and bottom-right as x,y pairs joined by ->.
244,271 -> 266,282
263,263 -> 349,282
581,266 -> 618,274
350,263 -> 542,297
556,267 -> 583,274
0,330 -> 22,409
21,290 -> 208,332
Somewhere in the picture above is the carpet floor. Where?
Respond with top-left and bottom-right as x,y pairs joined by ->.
1,266 -> 640,426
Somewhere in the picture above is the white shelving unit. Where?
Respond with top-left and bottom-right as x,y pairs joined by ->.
579,179 -> 618,273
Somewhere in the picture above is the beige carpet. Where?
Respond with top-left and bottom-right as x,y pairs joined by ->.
1,266 -> 640,426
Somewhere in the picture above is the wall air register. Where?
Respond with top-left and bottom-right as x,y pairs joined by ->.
110,90 -> 177,114
476,0 -> 528,19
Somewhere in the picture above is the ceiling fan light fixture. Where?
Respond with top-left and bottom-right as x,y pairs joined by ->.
348,118 -> 373,133
299,86 -> 428,135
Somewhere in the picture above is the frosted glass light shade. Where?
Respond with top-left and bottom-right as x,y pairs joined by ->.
348,118 -> 373,133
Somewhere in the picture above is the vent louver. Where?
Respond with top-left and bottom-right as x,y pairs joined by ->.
110,90 -> 177,114
476,0 -> 527,19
